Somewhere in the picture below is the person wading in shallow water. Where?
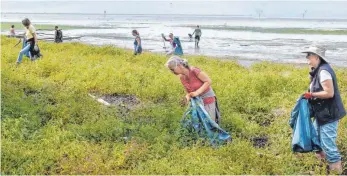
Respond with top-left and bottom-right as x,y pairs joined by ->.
192,25 -> 202,48
162,33 -> 183,56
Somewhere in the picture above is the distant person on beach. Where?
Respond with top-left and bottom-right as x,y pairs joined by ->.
9,25 -> 15,37
132,30 -> 142,55
165,56 -> 221,124
162,33 -> 183,56
16,18 -> 41,64
302,45 -> 345,174
54,26 -> 63,43
192,25 -> 202,48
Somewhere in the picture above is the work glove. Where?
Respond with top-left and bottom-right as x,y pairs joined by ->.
303,92 -> 313,99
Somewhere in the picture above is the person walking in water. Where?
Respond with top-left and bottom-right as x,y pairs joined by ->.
192,25 -> 202,48
132,30 -> 142,55
162,33 -> 183,56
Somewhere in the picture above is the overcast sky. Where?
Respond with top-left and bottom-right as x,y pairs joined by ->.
2,1 -> 347,19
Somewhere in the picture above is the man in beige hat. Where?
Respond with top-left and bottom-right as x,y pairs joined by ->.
302,45 -> 345,174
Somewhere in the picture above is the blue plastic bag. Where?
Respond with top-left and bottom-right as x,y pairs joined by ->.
289,96 -> 321,153
173,37 -> 183,55
181,97 -> 231,145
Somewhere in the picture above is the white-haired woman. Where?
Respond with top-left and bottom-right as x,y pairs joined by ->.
166,56 -> 221,124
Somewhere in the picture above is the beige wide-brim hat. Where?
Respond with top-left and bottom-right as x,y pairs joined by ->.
302,45 -> 329,63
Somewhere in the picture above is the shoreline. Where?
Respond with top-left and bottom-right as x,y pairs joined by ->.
2,20 -> 347,68
4,33 -> 346,69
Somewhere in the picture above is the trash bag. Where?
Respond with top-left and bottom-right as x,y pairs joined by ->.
181,97 -> 231,145
289,96 -> 321,153
173,37 -> 183,55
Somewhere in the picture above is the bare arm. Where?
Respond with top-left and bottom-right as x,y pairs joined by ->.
161,34 -> 170,41
312,80 -> 334,99
190,71 -> 212,97
33,32 -> 38,43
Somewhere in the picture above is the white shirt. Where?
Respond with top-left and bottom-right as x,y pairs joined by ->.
310,70 -> 333,92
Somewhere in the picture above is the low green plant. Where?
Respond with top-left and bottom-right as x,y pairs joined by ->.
1,36 -> 346,174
